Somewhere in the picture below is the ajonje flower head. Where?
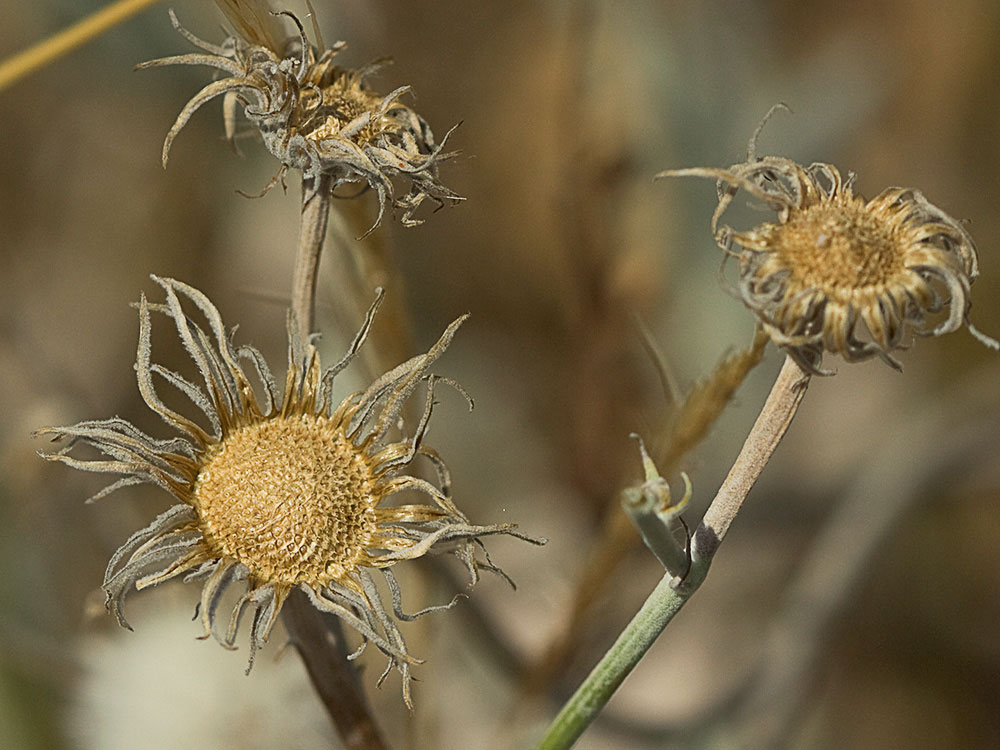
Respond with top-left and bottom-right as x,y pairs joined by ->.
38,277 -> 539,706
661,135 -> 997,374
140,1 -> 462,235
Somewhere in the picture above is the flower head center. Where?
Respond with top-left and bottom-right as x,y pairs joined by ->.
771,198 -> 903,294
194,415 -> 376,587
298,74 -> 384,146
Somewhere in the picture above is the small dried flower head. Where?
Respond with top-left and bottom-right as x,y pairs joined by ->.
661,141 -> 998,374
139,2 -> 462,235
38,277 -> 537,705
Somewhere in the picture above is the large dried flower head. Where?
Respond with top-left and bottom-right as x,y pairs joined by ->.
38,276 -> 536,705
662,148 -> 998,374
139,2 -> 462,235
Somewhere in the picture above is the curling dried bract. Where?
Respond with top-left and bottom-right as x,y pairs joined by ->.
139,7 -> 462,235
37,277 -> 538,706
662,154 -> 997,374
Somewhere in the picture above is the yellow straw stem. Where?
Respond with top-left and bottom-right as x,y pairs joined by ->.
0,0 -> 161,93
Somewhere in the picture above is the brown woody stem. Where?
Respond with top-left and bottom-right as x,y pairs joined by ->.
284,173 -> 390,750
290,174 -> 333,343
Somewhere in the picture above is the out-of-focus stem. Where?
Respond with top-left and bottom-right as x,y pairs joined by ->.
536,356 -> 809,749
0,0 -> 161,92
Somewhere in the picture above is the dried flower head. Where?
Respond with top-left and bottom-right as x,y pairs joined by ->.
38,277 -> 536,705
661,150 -> 998,373
139,2 -> 462,234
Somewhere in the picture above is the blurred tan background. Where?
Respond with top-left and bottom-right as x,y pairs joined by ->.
1,1 -> 999,748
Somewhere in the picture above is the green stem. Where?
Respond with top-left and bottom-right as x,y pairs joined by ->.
538,572 -> 686,749
536,356 -> 809,749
